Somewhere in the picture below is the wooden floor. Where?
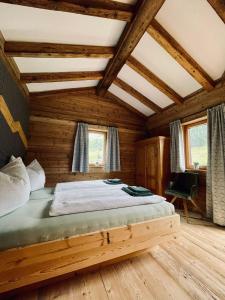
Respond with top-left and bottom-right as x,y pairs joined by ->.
11,215 -> 225,300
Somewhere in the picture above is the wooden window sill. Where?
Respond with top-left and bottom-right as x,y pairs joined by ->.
89,165 -> 104,168
89,165 -> 105,173
186,168 -> 207,173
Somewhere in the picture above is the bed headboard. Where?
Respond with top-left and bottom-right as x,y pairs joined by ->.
0,58 -> 29,168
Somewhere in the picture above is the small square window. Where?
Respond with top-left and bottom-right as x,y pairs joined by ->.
183,120 -> 208,169
88,130 -> 106,167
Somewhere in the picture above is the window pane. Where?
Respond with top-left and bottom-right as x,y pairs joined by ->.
88,132 -> 105,165
188,123 -> 207,167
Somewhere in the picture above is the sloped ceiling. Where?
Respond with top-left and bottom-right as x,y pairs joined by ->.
0,3 -> 126,45
118,64 -> 174,108
156,0 -> 225,80
0,0 -> 224,118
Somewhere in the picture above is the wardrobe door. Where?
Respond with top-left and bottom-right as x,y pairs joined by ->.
136,145 -> 146,187
146,142 -> 158,193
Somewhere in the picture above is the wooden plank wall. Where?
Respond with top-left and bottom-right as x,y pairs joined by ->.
27,90 -> 146,186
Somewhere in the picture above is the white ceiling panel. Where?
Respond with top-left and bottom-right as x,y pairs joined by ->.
0,3 -> 126,46
156,0 -> 225,80
118,64 -> 174,108
132,33 -> 201,97
27,80 -> 99,92
14,57 -> 109,73
109,84 -> 154,117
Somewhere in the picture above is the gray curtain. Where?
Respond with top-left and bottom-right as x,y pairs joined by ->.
105,127 -> 121,172
170,120 -> 185,173
206,103 -> 225,226
72,123 -> 89,173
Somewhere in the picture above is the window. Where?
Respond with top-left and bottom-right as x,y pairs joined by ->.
183,120 -> 208,169
88,130 -> 106,167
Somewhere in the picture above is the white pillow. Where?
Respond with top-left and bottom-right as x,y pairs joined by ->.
0,157 -> 31,217
26,159 -> 45,191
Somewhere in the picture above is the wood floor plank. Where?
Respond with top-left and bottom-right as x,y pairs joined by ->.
162,240 -> 225,298
182,225 -> 225,254
182,222 -> 225,242
100,265 -> 133,300
82,271 -> 109,300
39,272 -> 107,300
177,235 -> 225,281
130,253 -> 191,300
149,245 -> 220,300
39,277 -> 79,300
182,230 -> 225,264
112,260 -> 155,299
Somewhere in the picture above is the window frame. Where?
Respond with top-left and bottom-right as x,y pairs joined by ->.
88,127 -> 107,169
183,119 -> 208,171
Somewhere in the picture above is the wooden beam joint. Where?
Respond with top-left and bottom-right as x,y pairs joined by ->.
97,0 -> 166,96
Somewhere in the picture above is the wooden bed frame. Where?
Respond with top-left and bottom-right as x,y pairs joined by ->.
0,214 -> 180,295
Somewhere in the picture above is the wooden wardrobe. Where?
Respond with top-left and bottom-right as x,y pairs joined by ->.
136,136 -> 170,196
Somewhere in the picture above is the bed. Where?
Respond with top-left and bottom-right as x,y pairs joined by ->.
0,182 -> 180,295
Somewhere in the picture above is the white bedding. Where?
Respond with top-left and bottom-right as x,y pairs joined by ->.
55,180 -> 121,192
49,180 -> 166,216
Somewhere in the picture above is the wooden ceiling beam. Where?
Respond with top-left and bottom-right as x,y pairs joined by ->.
0,0 -> 134,22
0,31 -> 29,98
4,41 -> 114,58
127,56 -> 183,105
207,0 -> 225,23
97,0 -> 166,96
106,91 -> 147,119
20,71 -> 103,83
147,20 -> 215,91
29,87 -> 96,97
114,77 -> 162,113
146,81 -> 225,130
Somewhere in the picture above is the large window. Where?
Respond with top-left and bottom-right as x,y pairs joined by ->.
88,130 -> 106,167
183,120 -> 208,169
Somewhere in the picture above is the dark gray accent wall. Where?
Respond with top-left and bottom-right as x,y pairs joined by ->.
0,58 -> 29,167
